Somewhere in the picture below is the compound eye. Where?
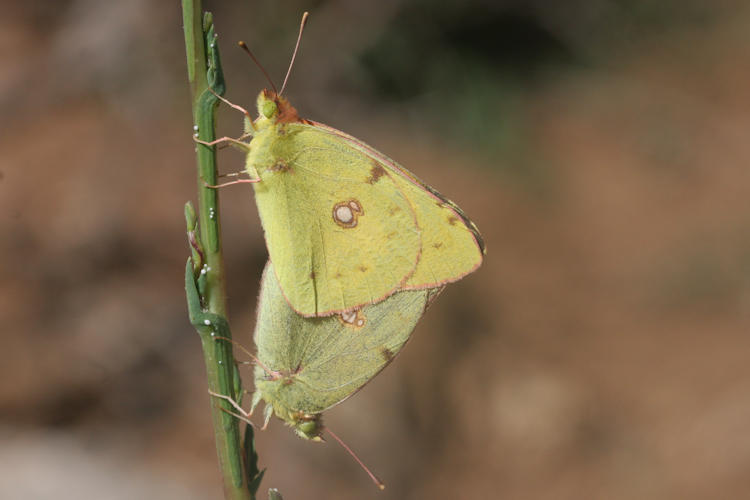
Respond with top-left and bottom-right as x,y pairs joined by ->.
261,99 -> 278,119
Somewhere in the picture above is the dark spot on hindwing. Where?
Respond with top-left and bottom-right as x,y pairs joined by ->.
379,346 -> 394,362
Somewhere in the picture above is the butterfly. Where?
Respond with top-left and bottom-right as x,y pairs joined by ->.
200,13 -> 484,317
249,261 -> 442,442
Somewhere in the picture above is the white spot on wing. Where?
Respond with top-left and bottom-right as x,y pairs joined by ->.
332,199 -> 363,228
339,309 -> 366,329
335,205 -> 353,224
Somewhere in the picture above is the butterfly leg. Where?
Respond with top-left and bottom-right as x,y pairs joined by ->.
207,88 -> 253,123
216,406 -> 257,428
203,163 -> 260,188
262,405 -> 273,431
218,171 -> 250,180
213,335 -> 281,379
203,176 -> 261,189
193,135 -> 250,152
208,389 -> 254,419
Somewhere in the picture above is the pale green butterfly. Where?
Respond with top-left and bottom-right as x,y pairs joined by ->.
249,260 -> 441,442
200,12 -> 484,318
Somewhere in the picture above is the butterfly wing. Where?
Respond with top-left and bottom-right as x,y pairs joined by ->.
306,121 -> 485,289
254,261 -> 440,416
250,124 -> 421,317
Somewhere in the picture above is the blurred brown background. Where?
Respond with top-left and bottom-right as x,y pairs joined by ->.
2,1 -> 750,499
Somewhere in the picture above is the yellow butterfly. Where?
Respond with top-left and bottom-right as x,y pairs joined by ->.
201,13 -> 484,317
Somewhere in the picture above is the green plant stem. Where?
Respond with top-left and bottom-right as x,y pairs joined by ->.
181,1 -> 252,498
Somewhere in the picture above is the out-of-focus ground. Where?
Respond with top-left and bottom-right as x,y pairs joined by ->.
2,1 -> 750,499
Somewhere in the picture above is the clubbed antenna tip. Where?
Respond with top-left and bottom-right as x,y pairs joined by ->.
326,427 -> 385,490
238,40 -> 277,94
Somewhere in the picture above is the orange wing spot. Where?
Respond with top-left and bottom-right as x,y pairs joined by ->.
432,242 -> 443,249
367,162 -> 387,184
334,271 -> 343,279
358,265 -> 368,273
309,271 -> 316,279
447,216 -> 458,226
333,199 -> 363,228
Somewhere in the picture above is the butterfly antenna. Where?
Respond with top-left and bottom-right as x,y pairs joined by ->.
325,427 -> 385,490
279,11 -> 309,96
238,41 -> 278,94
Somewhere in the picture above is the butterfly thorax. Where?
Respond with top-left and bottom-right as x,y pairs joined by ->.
245,90 -> 310,183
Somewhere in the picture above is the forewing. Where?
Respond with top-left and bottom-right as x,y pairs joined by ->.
392,174 -> 484,288
307,121 -> 484,289
252,124 -> 421,317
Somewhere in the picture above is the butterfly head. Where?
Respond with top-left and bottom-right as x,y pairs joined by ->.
256,89 -> 301,126
292,412 -> 325,441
